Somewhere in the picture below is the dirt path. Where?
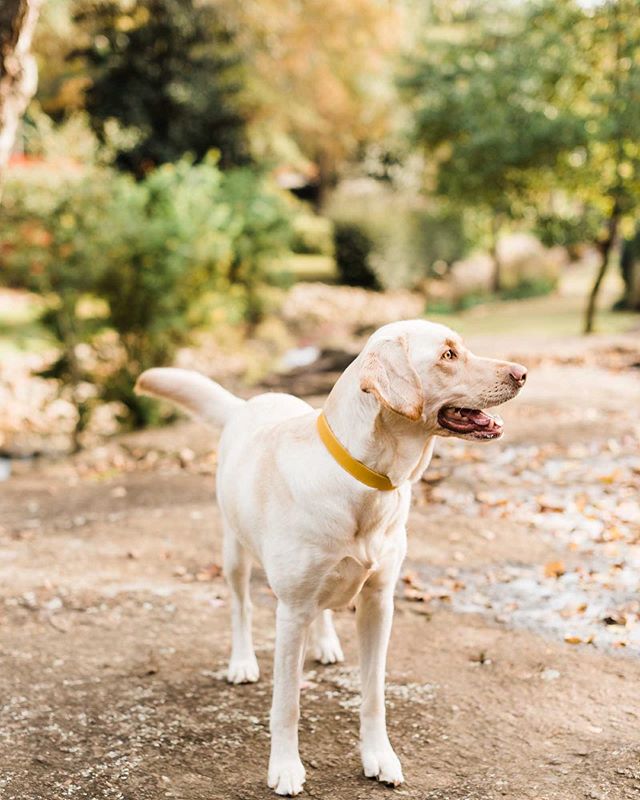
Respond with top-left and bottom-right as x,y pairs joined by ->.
1,334 -> 640,800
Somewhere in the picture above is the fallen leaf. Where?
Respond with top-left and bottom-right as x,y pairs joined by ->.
564,634 -> 594,645
196,563 -> 222,581
403,587 -> 432,603
544,561 -> 566,579
402,571 -> 421,588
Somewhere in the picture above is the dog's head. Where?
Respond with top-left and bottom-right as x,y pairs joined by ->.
359,320 -> 527,440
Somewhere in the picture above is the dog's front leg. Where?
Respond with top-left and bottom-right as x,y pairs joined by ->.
356,582 -> 404,786
268,602 -> 310,796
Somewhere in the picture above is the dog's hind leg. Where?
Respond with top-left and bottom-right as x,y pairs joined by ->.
223,527 -> 259,684
309,609 -> 344,665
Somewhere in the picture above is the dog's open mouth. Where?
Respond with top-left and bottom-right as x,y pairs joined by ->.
437,407 -> 503,440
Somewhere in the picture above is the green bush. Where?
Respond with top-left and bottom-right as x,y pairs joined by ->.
290,213 -> 334,256
0,157 -> 293,441
327,187 -> 474,289
333,221 -> 380,289
499,276 -> 557,301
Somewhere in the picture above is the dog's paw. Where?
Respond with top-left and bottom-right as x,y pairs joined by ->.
268,757 -> 306,796
311,636 -> 344,665
362,745 -> 404,786
227,656 -> 259,684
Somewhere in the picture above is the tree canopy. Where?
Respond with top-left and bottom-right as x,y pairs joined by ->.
401,0 -> 640,326
73,0 -> 248,174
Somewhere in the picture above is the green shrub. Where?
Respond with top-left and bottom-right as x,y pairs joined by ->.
0,157 -> 293,441
290,213 -> 334,256
217,168 -> 293,324
333,221 -> 380,290
499,276 -> 557,301
327,187 -> 474,289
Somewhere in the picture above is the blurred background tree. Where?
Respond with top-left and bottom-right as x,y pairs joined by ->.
401,1 -> 583,293
72,0 -> 248,175
223,0 -> 404,206
536,0 -> 640,333
402,0 -> 640,329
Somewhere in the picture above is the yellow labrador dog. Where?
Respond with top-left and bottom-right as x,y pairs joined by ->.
136,319 -> 527,796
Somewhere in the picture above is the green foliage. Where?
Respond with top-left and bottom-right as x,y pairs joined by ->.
333,221 -> 380,290
217,168 -> 294,324
499,276 -> 557,301
0,158 -> 293,437
401,2 -> 584,217
534,211 -> 604,252
329,187 -> 474,289
290,214 -> 334,256
365,206 -> 471,288
73,0 -> 248,175
402,0 -> 640,327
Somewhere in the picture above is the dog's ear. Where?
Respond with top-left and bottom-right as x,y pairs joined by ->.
359,336 -> 424,421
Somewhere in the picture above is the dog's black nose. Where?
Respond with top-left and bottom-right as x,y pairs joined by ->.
509,365 -> 527,387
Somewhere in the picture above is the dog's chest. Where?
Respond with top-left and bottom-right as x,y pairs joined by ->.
317,488 -> 410,610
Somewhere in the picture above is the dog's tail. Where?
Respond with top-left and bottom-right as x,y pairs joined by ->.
135,368 -> 244,427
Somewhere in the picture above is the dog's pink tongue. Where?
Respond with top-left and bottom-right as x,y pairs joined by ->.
464,408 -> 492,427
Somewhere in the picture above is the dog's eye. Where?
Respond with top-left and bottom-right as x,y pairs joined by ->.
442,349 -> 456,360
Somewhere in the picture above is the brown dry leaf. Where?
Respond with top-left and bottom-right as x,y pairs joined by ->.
564,634 -> 594,645
600,526 -> 624,542
476,492 -> 509,507
195,563 -> 222,582
421,469 -> 450,484
559,602 -> 588,619
402,570 -> 421,588
469,651 -> 491,665
537,495 -> 566,513
598,470 -> 623,485
403,587 -> 432,603
544,561 -> 566,579
602,611 -> 627,626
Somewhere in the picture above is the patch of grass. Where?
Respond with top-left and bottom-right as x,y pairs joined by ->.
426,264 -> 639,338
429,294 -> 638,338
0,291 -> 52,356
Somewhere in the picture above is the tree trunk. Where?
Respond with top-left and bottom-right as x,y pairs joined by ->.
489,216 -> 502,294
624,259 -> 640,310
619,230 -> 640,311
583,204 -> 620,334
0,0 -> 42,185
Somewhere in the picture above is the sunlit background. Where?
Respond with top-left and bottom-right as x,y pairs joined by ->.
0,0 -> 638,452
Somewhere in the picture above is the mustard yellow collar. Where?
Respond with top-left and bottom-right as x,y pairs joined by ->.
316,412 -> 396,491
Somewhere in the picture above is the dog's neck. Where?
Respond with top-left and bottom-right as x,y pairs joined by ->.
322,361 -> 435,488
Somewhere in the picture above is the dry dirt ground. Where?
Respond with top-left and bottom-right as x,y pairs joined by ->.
2,332 -> 640,800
